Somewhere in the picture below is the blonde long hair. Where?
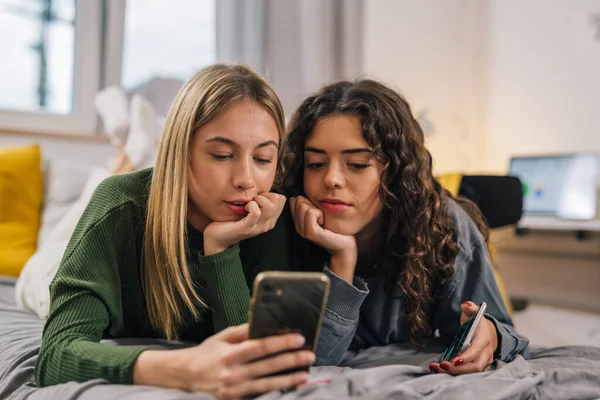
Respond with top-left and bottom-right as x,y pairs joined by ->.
143,64 -> 285,339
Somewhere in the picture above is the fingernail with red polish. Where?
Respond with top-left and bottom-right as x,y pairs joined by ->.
454,358 -> 464,366
440,363 -> 450,371
429,364 -> 439,373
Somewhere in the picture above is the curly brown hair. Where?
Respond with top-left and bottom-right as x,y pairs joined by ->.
283,79 -> 487,348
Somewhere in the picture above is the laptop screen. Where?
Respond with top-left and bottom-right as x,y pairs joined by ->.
508,153 -> 598,220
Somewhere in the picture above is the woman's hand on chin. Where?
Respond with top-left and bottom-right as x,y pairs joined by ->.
204,193 -> 287,256
290,196 -> 358,282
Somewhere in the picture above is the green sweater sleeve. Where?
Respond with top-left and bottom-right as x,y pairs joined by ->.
200,245 -> 250,331
36,206 -> 144,387
202,208 -> 292,332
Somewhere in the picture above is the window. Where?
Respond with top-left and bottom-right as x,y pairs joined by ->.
120,0 -> 216,116
0,0 -> 217,134
0,0 -> 102,134
0,0 -> 75,113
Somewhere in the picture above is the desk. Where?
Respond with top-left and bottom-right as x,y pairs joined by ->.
492,225 -> 600,313
518,215 -> 600,232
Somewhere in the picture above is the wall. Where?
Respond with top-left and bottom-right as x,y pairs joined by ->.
364,0 -> 600,174
363,0 -> 489,174
484,0 -> 600,172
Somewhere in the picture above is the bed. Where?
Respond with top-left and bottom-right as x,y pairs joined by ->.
2,156 -> 600,399
2,276 -> 600,400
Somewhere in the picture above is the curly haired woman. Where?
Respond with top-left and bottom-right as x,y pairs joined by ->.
283,79 -> 529,375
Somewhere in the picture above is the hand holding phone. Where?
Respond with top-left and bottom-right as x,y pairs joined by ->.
439,302 -> 488,363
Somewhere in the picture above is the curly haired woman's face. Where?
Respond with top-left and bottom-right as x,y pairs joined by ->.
303,115 -> 384,236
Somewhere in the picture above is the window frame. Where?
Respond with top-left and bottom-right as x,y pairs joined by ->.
102,0 -> 125,89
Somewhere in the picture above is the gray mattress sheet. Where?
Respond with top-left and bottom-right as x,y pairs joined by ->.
1,276 -> 600,400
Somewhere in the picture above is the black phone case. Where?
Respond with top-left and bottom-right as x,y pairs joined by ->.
249,273 -> 329,375
439,301 -> 486,363
439,316 -> 475,363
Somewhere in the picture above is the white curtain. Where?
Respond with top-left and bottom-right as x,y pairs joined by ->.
217,0 -> 364,117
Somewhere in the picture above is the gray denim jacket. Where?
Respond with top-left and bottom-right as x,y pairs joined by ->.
303,198 -> 530,366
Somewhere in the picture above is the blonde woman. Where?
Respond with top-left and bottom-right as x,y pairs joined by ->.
36,64 -> 314,398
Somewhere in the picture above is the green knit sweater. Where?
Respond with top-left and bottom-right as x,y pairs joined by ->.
35,168 -> 290,387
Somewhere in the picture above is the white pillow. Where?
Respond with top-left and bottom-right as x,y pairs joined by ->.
45,167 -> 111,244
16,167 -> 111,319
38,161 -> 92,246
43,160 -> 91,204
15,238 -> 71,319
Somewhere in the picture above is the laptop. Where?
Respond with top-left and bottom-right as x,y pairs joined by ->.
508,153 -> 599,220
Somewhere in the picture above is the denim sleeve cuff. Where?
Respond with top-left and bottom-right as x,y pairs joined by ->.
484,314 -> 518,362
323,267 -> 369,321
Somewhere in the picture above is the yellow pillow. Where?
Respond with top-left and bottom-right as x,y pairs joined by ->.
0,144 -> 43,276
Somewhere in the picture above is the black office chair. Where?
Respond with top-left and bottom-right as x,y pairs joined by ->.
457,175 -> 528,311
458,175 -> 523,229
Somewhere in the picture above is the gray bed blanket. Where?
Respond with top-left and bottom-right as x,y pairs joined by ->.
1,276 -> 599,400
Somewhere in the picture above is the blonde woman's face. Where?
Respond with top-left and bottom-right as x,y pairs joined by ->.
187,100 -> 280,231
303,115 -> 384,236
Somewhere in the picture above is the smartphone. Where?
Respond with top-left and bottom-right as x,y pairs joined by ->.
439,301 -> 488,363
248,271 -> 331,373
